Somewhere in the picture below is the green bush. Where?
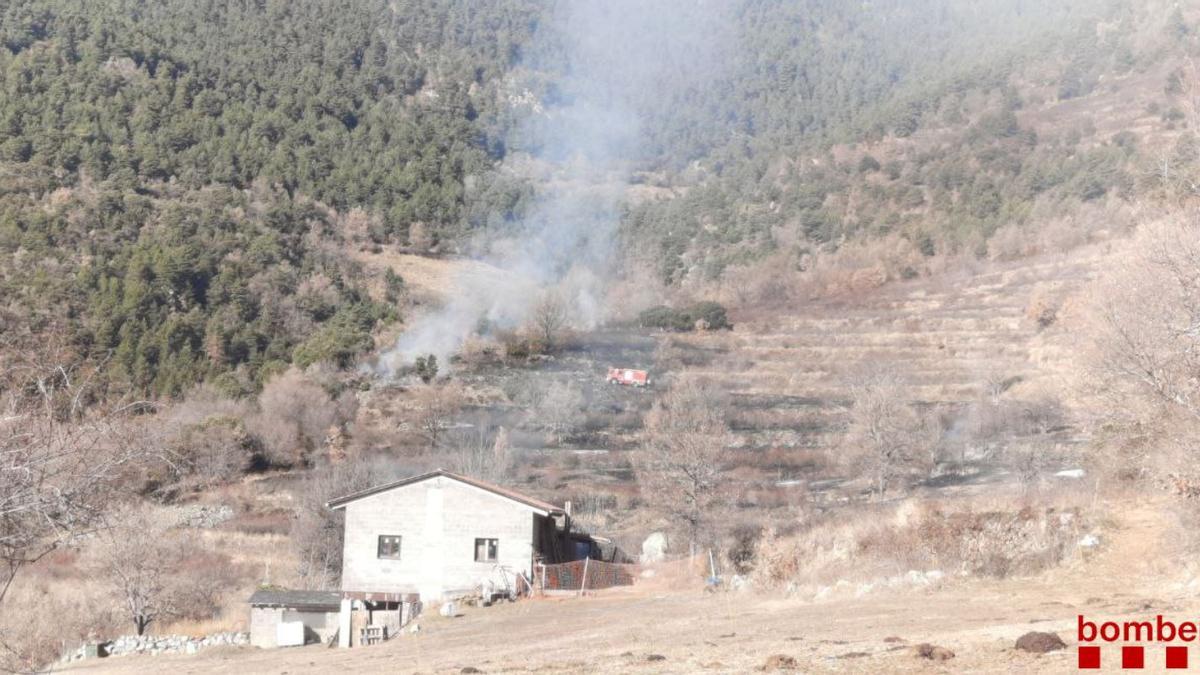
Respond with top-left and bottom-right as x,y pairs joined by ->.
638,302 -> 732,332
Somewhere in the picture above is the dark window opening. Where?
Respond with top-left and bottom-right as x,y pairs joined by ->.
474,538 -> 498,562
378,535 -> 402,559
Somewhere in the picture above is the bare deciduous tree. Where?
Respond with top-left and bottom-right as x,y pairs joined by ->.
91,506 -> 239,634
530,291 -> 569,352
0,328 -> 151,607
91,507 -> 179,635
412,381 -> 464,447
635,377 -> 733,554
843,367 -> 933,499
1083,218 -> 1200,482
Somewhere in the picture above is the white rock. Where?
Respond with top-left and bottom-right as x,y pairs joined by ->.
1079,534 -> 1101,548
1055,469 -> 1086,479
641,532 -> 668,563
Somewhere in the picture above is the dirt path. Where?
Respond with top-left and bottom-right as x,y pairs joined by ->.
64,499 -> 1192,674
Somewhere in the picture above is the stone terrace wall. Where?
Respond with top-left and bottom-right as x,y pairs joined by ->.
60,631 -> 249,663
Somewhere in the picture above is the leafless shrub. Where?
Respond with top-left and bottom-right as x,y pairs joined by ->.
336,207 -> 381,245
987,223 -> 1033,261
752,498 -> 1084,588
247,368 -> 352,467
719,252 -> 802,307
408,221 -> 434,251
444,425 -> 513,483
162,416 -> 257,492
1026,287 -> 1060,329
535,379 -> 585,444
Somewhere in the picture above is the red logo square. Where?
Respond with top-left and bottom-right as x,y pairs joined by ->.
1122,645 -> 1144,669
1078,646 -> 1100,669
1167,645 -> 1188,669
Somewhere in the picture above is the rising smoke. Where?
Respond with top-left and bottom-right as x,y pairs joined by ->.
379,1 -> 727,375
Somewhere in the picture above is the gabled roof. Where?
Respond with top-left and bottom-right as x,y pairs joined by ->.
325,469 -> 565,515
248,589 -> 341,610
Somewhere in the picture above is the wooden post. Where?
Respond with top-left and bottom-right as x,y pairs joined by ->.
579,557 -> 590,597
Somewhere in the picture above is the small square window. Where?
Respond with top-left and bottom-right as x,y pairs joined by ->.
377,535 -> 401,559
474,538 -> 498,562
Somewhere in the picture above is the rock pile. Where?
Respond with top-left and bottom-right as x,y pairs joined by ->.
1014,631 -> 1066,653
61,631 -> 249,663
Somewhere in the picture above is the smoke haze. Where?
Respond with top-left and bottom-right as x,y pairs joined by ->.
379,1 -> 727,374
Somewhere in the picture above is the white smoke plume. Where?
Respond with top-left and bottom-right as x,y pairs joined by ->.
379,1 -> 726,375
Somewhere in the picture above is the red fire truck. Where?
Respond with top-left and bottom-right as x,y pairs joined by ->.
607,367 -> 650,387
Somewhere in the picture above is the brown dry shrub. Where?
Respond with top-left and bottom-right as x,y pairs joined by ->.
1025,288 -> 1059,329
720,252 -> 802,307
987,224 -> 1034,261
0,572 -> 122,670
455,334 -> 501,366
247,368 -> 355,466
751,498 -> 1084,589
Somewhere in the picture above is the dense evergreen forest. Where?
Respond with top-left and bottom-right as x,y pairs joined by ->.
0,0 -> 1190,395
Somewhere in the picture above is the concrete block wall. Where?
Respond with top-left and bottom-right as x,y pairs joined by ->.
341,476 -> 539,600
250,607 -> 283,648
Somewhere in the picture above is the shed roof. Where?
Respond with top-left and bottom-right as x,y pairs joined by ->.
248,589 -> 341,610
325,469 -> 564,515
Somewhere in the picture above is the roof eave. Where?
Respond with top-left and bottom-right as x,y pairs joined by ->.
324,470 -> 564,515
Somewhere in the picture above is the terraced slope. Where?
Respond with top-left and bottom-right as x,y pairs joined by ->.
675,246 -> 1107,481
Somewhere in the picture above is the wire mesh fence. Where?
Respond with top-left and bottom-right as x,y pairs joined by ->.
535,558 -> 639,592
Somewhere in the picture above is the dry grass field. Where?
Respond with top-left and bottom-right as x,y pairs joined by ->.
63,496 -> 1184,674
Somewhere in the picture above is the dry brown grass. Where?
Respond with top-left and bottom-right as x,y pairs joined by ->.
751,490 -> 1090,593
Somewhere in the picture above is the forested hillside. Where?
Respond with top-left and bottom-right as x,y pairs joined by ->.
0,0 -> 539,394
0,0 -> 1193,394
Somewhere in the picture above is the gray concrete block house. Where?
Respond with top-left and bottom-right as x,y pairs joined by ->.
325,469 -> 578,647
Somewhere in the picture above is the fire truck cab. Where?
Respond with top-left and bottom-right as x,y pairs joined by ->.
607,367 -> 650,387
